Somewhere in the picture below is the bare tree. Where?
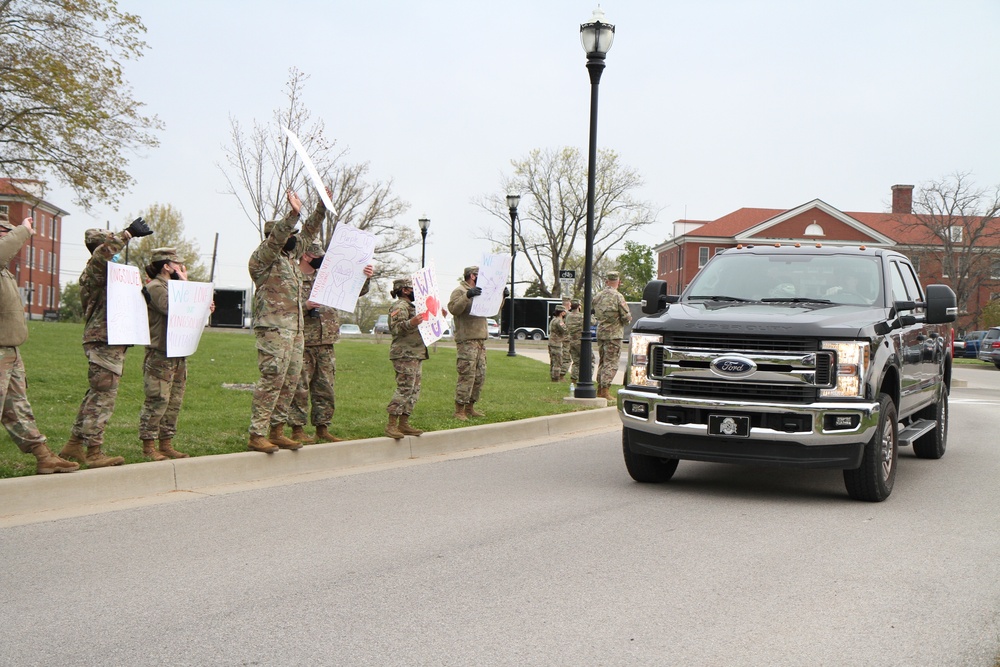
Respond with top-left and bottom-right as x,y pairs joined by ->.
896,172 -> 1000,318
123,203 -> 209,282
475,147 -> 657,298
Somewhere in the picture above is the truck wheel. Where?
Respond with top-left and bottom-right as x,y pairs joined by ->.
843,393 -> 897,502
532,331 -> 544,341
623,428 -> 679,483
994,362 -> 1000,370
913,393 -> 947,459
515,330 -> 527,340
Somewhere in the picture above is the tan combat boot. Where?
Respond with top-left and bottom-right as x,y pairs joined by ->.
268,424 -> 303,450
142,439 -> 168,461
289,425 -> 315,444
453,402 -> 468,421
398,415 -> 423,436
31,444 -> 80,474
248,433 -> 278,453
385,415 -> 404,440
59,436 -> 87,464
466,403 -> 485,418
314,425 -> 344,443
85,445 -> 125,468
158,438 -> 189,459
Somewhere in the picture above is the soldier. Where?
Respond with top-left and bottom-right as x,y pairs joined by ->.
592,270 -> 631,400
246,189 -> 324,454
287,242 -> 373,444
448,266 -> 490,421
559,297 -> 572,379
138,248 -> 213,461
384,278 -> 429,439
0,214 -> 78,474
60,217 -> 154,468
565,299 -> 595,385
547,305 -> 568,382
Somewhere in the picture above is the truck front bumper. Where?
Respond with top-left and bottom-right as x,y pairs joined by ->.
617,388 -> 880,469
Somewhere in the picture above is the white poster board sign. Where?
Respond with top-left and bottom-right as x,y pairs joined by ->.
167,281 -> 215,358
106,263 -> 150,346
282,126 -> 336,213
413,265 -> 448,347
309,224 -> 377,312
470,253 -> 511,317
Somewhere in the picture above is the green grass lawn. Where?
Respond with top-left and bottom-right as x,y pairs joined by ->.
2,322 -> 592,478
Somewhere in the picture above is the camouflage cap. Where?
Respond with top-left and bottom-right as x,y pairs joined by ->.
554,305 -> 566,314
605,271 -> 621,281
463,265 -> 479,278
571,299 -> 581,307
304,242 -> 325,257
263,219 -> 299,236
393,277 -> 413,291
0,210 -> 13,231
84,229 -> 115,252
151,247 -> 180,263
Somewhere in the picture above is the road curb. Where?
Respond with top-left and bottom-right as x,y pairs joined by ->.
0,408 -> 621,520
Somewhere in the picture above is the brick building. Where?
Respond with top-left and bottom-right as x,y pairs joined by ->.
654,184 -> 1000,329
0,179 -> 68,319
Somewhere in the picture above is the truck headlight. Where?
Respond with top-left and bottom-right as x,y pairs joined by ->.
628,333 -> 661,388
820,341 -> 869,398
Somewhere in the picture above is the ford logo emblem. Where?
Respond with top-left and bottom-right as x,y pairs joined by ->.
710,355 -> 757,378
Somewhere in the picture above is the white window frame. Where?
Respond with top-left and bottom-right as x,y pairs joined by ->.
949,226 -> 963,243
698,246 -> 710,268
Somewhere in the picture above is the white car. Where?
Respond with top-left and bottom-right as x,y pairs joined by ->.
487,318 -> 500,337
340,323 -> 362,336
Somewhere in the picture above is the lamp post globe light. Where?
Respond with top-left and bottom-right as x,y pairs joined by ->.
506,194 -> 520,357
575,7 -> 614,400
418,216 -> 430,268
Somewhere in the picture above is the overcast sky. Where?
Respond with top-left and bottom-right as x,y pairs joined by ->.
48,0 -> 1000,302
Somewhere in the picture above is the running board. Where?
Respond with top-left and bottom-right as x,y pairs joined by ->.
898,419 -> 936,447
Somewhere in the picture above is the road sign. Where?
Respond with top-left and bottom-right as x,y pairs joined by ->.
558,270 -> 576,279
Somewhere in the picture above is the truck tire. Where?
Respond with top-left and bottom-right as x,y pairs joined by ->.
531,331 -> 544,341
622,428 -> 679,483
843,393 -> 897,502
994,362 -> 1000,370
913,393 -> 947,459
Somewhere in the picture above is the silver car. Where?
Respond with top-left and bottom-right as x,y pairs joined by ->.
976,327 -> 1000,369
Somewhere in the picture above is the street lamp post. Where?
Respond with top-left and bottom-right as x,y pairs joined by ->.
506,194 -> 520,357
575,7 -> 614,400
418,217 -> 430,268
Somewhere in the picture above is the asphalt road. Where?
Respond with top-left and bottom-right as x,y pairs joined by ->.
2,368 -> 998,666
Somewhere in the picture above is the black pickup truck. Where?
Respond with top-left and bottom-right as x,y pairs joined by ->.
618,244 -> 957,501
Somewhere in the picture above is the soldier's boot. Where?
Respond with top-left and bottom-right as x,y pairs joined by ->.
158,438 -> 189,459
141,439 -> 168,461
268,425 -> 303,450
597,386 -> 611,400
59,436 -> 87,464
314,425 -> 344,443
31,444 -> 80,474
466,403 -> 485,418
248,433 -> 278,453
453,402 -> 468,421
85,446 -> 125,468
289,425 -> 315,444
385,415 -> 405,440
397,415 -> 423,436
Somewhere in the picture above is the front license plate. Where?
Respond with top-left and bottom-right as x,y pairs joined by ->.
708,415 -> 751,438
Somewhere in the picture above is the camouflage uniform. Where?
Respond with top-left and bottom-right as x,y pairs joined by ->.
387,295 -> 428,416
559,301 -> 572,377
565,305 -> 595,384
547,310 -> 568,381
448,274 -> 488,406
247,203 -> 323,436
138,273 -> 187,440
289,271 -> 370,429
71,229 -> 133,448
592,277 -> 631,390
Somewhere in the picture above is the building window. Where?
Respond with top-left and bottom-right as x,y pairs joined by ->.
949,226 -> 963,243
992,259 -> 1000,280
698,247 -> 709,268
0,205 -> 7,218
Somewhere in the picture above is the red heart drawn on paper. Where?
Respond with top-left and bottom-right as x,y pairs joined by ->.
426,295 -> 440,317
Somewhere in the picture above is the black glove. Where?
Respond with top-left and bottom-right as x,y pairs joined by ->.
502,287 -> 510,298
126,217 -> 153,238
466,286 -> 483,298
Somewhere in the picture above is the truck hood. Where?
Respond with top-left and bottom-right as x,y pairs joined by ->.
634,302 -> 888,339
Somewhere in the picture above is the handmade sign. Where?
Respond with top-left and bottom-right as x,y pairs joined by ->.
309,224 -> 377,312
413,265 -> 448,347
167,281 -> 214,357
469,253 -> 511,317
106,263 -> 150,345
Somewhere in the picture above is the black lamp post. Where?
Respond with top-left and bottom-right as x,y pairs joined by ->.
575,7 -> 614,400
506,193 -> 520,357
418,217 -> 430,268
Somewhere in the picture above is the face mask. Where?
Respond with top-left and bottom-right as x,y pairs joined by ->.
169,271 -> 180,280
283,236 -> 297,253
308,256 -> 323,270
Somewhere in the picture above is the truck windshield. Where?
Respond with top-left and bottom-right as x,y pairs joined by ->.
686,254 -> 882,306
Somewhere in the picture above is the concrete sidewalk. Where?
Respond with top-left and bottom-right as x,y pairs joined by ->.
0,407 -> 621,526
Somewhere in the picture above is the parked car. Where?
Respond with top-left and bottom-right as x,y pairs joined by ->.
963,330 -> 989,358
976,327 -> 1000,368
370,314 -> 389,335
486,318 -> 500,337
340,323 -> 362,336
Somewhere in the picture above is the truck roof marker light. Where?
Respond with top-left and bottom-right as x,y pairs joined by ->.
736,244 -> 744,249
815,243 -> 822,248
859,245 -> 867,250
774,243 -> 781,247
794,243 -> 801,248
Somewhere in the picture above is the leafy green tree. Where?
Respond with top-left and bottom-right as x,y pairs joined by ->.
124,203 -> 209,282
0,0 -> 162,209
59,282 -> 82,322
981,299 -> 1000,329
616,241 -> 654,301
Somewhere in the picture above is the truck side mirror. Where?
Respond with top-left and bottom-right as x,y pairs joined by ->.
641,280 -> 669,314
923,284 -> 957,324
